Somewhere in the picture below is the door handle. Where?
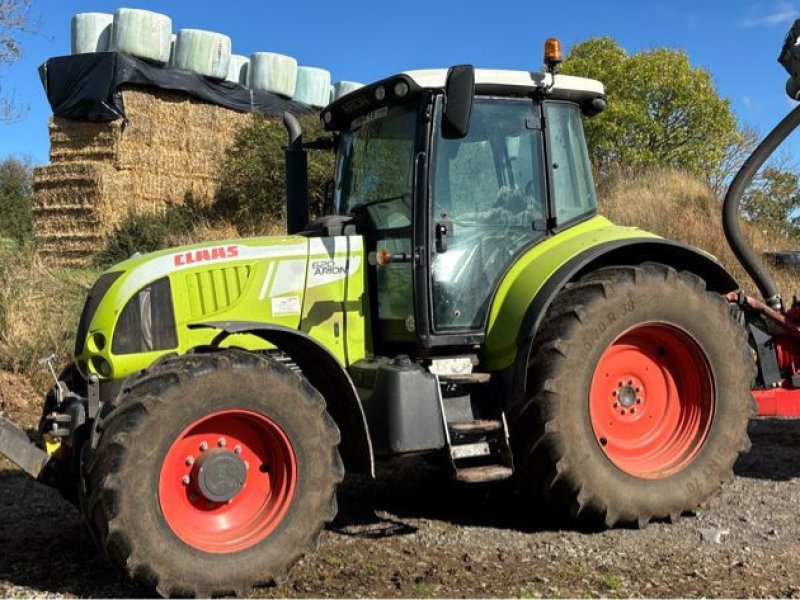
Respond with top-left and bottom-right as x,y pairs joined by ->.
435,222 -> 449,253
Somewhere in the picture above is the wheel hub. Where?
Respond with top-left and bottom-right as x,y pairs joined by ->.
195,450 -> 247,503
617,383 -> 638,408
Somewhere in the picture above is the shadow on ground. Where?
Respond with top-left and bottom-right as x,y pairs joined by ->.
734,418 -> 800,481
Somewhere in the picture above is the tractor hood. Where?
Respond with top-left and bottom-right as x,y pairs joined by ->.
74,235 -> 366,382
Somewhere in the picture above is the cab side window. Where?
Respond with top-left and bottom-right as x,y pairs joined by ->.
545,102 -> 598,225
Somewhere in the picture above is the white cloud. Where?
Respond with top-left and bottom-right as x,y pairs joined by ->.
742,2 -> 798,27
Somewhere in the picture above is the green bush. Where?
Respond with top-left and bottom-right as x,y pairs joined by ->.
215,113 -> 334,233
0,156 -> 33,246
94,200 -> 205,268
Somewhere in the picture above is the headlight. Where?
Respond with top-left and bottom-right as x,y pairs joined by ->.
75,271 -> 123,356
112,277 -> 178,355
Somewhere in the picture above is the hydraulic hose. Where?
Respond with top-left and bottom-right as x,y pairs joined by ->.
722,103 -> 800,310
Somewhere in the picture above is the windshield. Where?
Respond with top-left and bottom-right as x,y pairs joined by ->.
335,104 -> 418,230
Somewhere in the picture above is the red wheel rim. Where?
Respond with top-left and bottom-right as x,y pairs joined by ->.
589,323 -> 715,479
158,409 -> 297,553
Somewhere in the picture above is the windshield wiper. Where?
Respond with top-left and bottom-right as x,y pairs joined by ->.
349,194 -> 406,213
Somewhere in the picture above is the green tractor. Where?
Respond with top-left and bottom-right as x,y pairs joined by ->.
0,40 -> 754,595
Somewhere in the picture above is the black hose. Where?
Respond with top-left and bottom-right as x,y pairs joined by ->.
722,103 -> 800,310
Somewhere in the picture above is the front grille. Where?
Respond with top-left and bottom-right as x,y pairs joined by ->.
74,271 -> 123,356
185,265 -> 252,318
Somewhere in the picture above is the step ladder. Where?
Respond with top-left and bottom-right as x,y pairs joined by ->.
435,369 -> 514,483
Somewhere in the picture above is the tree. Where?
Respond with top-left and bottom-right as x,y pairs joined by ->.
560,37 -> 737,179
740,166 -> 800,237
0,0 -> 31,121
0,155 -> 33,245
216,114 -> 334,233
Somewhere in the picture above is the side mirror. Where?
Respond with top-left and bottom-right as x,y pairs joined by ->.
442,64 -> 475,139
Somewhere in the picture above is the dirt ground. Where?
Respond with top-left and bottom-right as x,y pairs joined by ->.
2,395 -> 800,597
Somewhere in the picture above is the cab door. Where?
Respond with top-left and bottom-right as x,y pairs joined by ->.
426,97 -> 549,337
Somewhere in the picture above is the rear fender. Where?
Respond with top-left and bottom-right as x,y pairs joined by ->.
189,321 -> 374,477
499,239 -> 739,407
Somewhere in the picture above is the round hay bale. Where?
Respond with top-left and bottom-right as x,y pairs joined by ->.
71,13 -> 114,54
226,54 -> 249,85
333,81 -> 364,101
249,52 -> 298,98
173,29 -> 232,80
294,66 -> 332,108
111,8 -> 172,64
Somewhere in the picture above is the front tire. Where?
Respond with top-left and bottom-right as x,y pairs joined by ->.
84,350 -> 343,597
510,263 -> 753,527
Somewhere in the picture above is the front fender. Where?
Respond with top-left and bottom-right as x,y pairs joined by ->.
190,321 -> 374,477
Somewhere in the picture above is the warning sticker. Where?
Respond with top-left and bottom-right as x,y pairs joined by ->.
271,296 -> 301,316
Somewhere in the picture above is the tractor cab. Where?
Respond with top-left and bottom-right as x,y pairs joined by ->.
311,57 -> 607,356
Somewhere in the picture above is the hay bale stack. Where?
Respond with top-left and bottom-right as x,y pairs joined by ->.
34,86 -> 256,266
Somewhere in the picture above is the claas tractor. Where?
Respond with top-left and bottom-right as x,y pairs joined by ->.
6,31 -> 800,595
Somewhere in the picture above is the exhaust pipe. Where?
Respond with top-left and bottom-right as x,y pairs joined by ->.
722,103 -> 800,311
282,112 -> 310,235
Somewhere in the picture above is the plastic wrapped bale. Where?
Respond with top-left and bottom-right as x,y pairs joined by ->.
333,81 -> 364,101
294,67 -> 332,108
110,8 -> 172,64
71,13 -> 114,54
249,52 -> 298,98
173,29 -> 232,80
226,54 -> 249,85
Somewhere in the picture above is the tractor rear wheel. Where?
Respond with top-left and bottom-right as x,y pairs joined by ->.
84,350 -> 343,597
510,263 -> 753,527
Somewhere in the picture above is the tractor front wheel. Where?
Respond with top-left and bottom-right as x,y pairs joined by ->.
511,263 -> 753,527
84,350 -> 343,597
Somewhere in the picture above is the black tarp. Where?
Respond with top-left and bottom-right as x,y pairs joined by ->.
38,52 -> 314,122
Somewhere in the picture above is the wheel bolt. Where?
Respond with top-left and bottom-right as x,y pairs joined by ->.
181,475 -> 191,485
636,398 -> 642,404
218,438 -> 227,448
618,381 -> 623,387
185,456 -> 195,466
635,387 -> 641,392
612,390 -> 617,397
621,409 -> 626,415
199,441 -> 208,452
627,379 -> 633,385
631,408 -> 636,414
234,445 -> 242,455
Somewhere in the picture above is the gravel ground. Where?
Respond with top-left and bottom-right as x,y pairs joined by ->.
1,418 -> 800,598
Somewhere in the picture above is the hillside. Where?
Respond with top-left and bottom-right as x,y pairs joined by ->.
599,168 -> 800,300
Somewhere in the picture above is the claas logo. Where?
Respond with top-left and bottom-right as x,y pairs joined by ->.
173,245 -> 239,267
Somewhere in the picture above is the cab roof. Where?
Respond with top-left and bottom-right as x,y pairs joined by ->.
322,67 -> 606,132
403,68 -> 604,97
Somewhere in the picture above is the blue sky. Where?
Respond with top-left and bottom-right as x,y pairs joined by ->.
1,0 -> 800,164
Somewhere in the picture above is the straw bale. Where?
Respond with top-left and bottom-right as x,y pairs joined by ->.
34,85 -> 262,266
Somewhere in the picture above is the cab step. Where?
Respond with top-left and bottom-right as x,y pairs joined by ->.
448,419 -> 502,435
439,372 -> 491,384
455,465 -> 513,483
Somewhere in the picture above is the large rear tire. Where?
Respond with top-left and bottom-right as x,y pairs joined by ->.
84,350 -> 343,597
510,263 -> 753,527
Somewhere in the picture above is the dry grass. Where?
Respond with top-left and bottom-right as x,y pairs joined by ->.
0,247 -> 97,389
599,168 -> 800,299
